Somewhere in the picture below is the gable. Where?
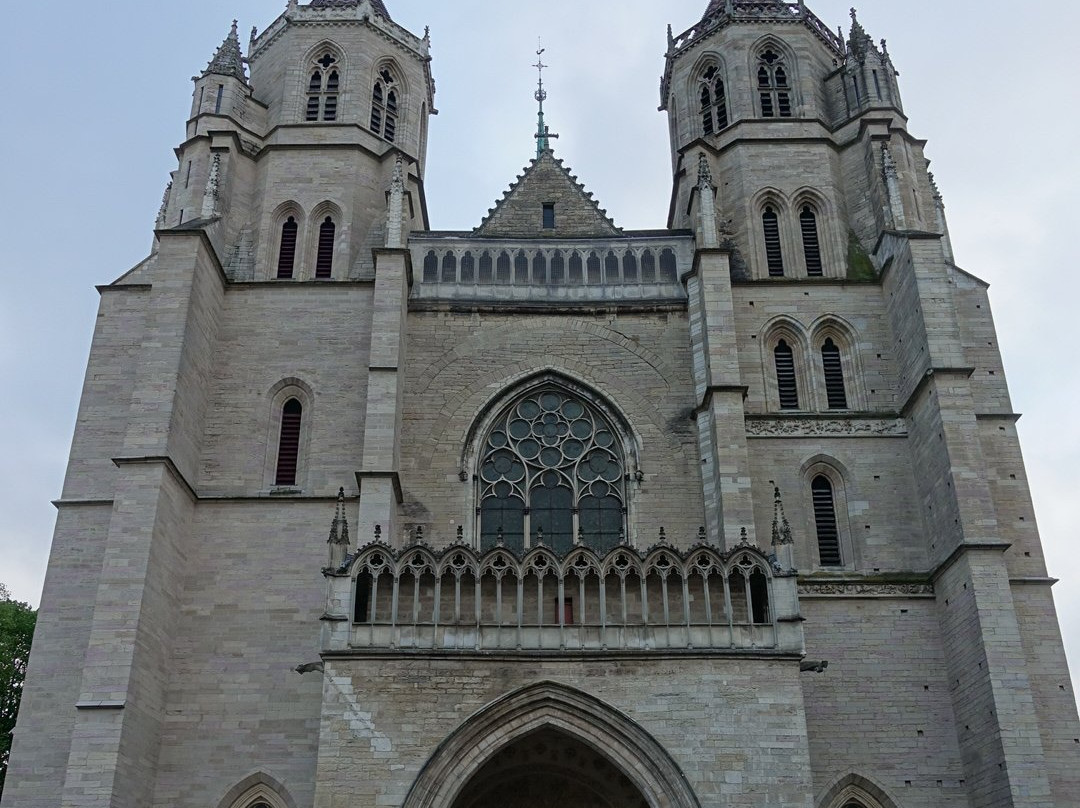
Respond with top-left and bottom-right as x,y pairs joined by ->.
473,150 -> 621,239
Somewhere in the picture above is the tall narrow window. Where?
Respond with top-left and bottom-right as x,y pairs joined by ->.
370,66 -> 399,143
821,338 -> 848,409
763,206 -> 784,277
277,216 -> 298,279
315,217 -> 335,278
757,49 -> 792,118
774,340 -> 799,410
543,203 -> 556,229
811,476 -> 842,566
214,84 -> 224,114
800,204 -> 823,276
699,65 -> 729,135
306,52 -> 340,122
275,399 -> 303,486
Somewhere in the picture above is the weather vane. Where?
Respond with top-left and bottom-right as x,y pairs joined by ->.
533,38 -> 559,158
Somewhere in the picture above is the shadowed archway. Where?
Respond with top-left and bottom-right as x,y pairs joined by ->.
403,681 -> 701,808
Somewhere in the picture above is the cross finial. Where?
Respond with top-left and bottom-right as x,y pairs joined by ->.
533,37 -> 559,158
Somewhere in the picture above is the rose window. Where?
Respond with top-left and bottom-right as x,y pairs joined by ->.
479,389 -> 625,553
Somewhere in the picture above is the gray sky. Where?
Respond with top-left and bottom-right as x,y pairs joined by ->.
2,1 -> 1078,693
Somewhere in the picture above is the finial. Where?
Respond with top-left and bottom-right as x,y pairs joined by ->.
698,526 -> 707,542
771,487 -> 794,546
231,19 -> 238,36
928,171 -> 943,203
156,180 -> 172,228
658,526 -> 667,544
250,26 -> 258,46
457,525 -> 464,541
533,38 -> 560,158
205,18 -> 248,84
496,525 -> 505,546
385,153 -> 406,249
535,525 -> 545,547
424,25 -> 430,41
739,527 -> 750,546
201,153 -> 221,219
374,524 -> 382,542
415,525 -> 424,543
667,24 -> 674,50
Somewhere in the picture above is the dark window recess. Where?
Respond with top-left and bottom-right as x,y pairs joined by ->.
315,217 -> 335,278
749,570 -> 770,624
480,494 -> 525,552
623,251 -> 638,282
641,249 -> 656,282
758,49 -> 793,118
714,79 -> 728,129
323,95 -> 338,122
549,250 -> 564,282
774,340 -> 799,409
800,205 -> 823,276
354,572 -> 373,622
277,217 -> 298,279
587,252 -> 602,284
423,250 -> 438,283
821,338 -> 848,409
442,252 -> 457,283
605,251 -> 620,283
275,399 -> 303,486
531,483 -> 574,554
543,203 -> 556,229
496,252 -> 511,283
460,252 -> 475,283
307,95 -> 321,121
763,206 -> 784,276
568,252 -> 583,284
532,253 -> 547,283
370,68 -> 399,143
214,84 -> 224,114
514,251 -> 529,283
478,252 -> 493,283
659,248 -> 678,282
812,476 -> 843,566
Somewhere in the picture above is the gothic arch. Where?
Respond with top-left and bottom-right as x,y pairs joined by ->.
263,378 -> 315,490
307,200 -> 344,279
791,187 -> 841,278
402,681 -> 702,808
685,51 -> 731,137
808,315 -> 865,410
800,454 -> 855,569
268,201 -> 305,280
760,316 -> 811,412
748,187 -> 792,279
817,772 -> 899,808
300,41 -> 348,122
748,35 -> 800,117
215,771 -> 297,808
370,57 -> 407,143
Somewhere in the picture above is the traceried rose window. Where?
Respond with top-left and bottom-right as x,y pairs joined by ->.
479,389 -> 625,554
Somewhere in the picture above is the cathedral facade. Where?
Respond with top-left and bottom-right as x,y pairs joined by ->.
4,2 -> 1078,808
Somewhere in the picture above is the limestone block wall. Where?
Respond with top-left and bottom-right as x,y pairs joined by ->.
800,596 -> 970,808
0,506 -> 111,808
197,284 -> 374,496
400,310 -> 704,548
149,500 -> 329,808
311,657 -> 815,808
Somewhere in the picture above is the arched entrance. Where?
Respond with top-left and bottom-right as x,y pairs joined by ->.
451,728 -> 649,808
403,681 -> 700,808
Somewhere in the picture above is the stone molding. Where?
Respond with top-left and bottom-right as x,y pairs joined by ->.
798,580 -> 934,597
746,416 -> 906,438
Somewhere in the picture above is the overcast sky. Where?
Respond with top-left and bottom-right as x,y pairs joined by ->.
2,1 -> 1078,692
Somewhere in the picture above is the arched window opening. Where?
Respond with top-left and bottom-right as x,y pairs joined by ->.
371,66 -> 400,143
275,398 -> 303,486
812,475 -> 843,566
623,251 -> 638,282
699,64 -> 729,135
277,216 -> 298,279
423,250 -> 438,283
587,252 -> 602,284
515,250 -> 529,283
641,249 -> 656,282
550,250 -> 565,283
749,569 -> 770,624
441,252 -> 457,283
315,217 -> 335,278
306,52 -> 340,122
800,204 -> 823,276
821,337 -> 848,409
478,388 -> 626,554
659,248 -> 678,282
478,251 -> 493,284
496,251 -> 511,283
460,251 -> 475,283
763,206 -> 784,276
774,339 -> 799,410
532,253 -> 547,284
605,251 -> 620,283
757,48 -> 792,118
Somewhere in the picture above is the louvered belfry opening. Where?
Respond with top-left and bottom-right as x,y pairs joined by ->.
700,65 -> 728,135
275,399 -> 303,486
800,205 -> 823,276
763,206 -> 784,276
315,217 -> 335,278
277,217 -> 298,279
811,475 -> 842,566
821,338 -> 848,409
774,340 -> 799,409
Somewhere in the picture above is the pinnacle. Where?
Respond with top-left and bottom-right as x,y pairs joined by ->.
204,19 -> 248,83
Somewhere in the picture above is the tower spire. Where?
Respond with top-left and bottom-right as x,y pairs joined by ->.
204,19 -> 248,84
533,39 -> 559,158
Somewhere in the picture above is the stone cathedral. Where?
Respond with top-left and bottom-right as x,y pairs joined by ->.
4,1 -> 1078,807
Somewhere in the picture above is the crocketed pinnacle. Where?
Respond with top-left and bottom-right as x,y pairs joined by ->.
310,0 -> 392,19
204,20 -> 248,83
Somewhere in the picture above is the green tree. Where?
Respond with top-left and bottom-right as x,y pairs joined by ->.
0,583 -> 36,800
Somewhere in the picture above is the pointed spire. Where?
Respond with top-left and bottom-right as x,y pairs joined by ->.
204,20 -> 248,84
385,154 -> 406,248
696,153 -> 719,249
327,488 -> 351,570
847,8 -> 879,62
771,487 -> 794,547
533,40 -> 559,158
156,180 -> 172,229
201,153 -> 221,219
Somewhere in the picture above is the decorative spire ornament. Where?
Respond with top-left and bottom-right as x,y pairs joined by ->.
204,20 -> 248,84
533,40 -> 559,158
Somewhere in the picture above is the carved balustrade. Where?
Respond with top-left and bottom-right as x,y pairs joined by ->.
322,541 -> 804,655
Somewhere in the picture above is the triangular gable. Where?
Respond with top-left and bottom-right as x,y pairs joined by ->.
474,150 -> 621,239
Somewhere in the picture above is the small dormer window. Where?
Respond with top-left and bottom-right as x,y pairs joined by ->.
543,204 -> 556,229
306,52 -> 340,122
371,66 -> 400,143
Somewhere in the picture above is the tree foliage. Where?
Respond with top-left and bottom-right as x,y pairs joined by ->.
0,585 -> 36,800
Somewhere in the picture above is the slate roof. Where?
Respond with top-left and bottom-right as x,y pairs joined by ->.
473,150 -> 621,239
310,0 -> 392,19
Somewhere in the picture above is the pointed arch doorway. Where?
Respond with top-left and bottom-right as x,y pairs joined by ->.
451,728 -> 648,808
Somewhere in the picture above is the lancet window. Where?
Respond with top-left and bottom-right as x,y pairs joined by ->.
314,216 -> 335,278
275,399 -> 303,486
478,388 -> 626,555
821,338 -> 848,409
800,204 -> 823,276
774,339 -> 799,409
306,51 -> 341,122
757,48 -> 792,118
277,216 -> 298,279
370,66 -> 399,143
811,475 -> 842,566
762,205 -> 785,276
699,64 -> 729,135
